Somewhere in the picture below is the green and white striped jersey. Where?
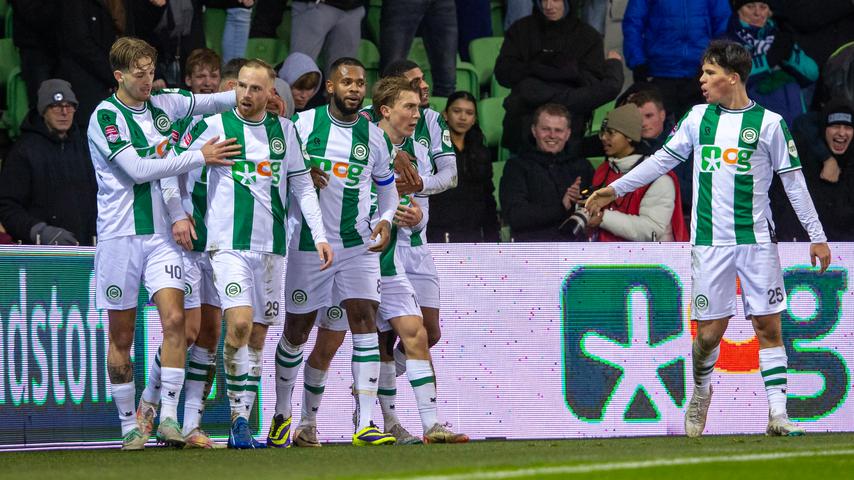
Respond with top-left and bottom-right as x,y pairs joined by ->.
291,105 -> 395,253
663,101 -> 801,246
176,109 -> 312,255
88,90 -> 196,240
360,105 -> 453,164
379,137 -> 432,277
170,115 -> 208,252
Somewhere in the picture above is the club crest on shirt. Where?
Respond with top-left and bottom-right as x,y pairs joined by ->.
154,113 -> 171,134
270,137 -> 285,155
352,143 -> 368,161
418,138 -> 429,149
442,129 -> 451,147
787,139 -> 799,158
740,127 -> 758,144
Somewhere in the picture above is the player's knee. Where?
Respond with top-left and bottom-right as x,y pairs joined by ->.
185,323 -> 201,347
109,329 -> 135,352
695,329 -> 721,352
427,328 -> 441,348
345,301 -> 377,332
228,317 -> 252,341
401,325 -> 429,357
160,309 -> 185,339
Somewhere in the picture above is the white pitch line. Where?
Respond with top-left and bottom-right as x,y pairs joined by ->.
403,448 -> 854,480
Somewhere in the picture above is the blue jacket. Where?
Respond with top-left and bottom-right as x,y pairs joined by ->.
623,0 -> 731,78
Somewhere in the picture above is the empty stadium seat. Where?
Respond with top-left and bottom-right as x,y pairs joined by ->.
468,37 -> 503,87
455,61 -> 479,99
490,75 -> 510,99
358,39 -> 381,89
245,38 -> 287,66
429,96 -> 447,112
590,100 -> 615,134
477,97 -> 504,148
0,37 -> 19,92
490,0 -> 504,36
4,67 -> 27,139
366,0 -> 382,46
203,8 -> 226,56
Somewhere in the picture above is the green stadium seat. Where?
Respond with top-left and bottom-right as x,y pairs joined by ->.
3,4 -> 12,39
477,97 -> 504,148
429,96 -> 447,112
359,39 -> 381,90
245,38 -> 287,66
407,37 -> 430,68
455,61 -> 479,99
4,67 -> 27,139
366,0 -> 382,46
587,156 -> 605,170
204,8 -> 226,57
490,0 -> 504,36
590,100 -> 615,134
275,7 -> 292,50
0,37 -> 19,92
490,75 -> 510,99
492,158 -> 506,211
468,37 -> 503,87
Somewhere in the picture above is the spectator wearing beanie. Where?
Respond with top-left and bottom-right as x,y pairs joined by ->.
587,104 -> 688,242
0,80 -> 98,246
771,99 -> 854,241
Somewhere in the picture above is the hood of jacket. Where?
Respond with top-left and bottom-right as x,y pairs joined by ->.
534,0 -> 571,20
278,52 -> 323,98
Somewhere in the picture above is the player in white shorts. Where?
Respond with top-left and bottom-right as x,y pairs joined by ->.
138,49 -> 234,449
586,40 -> 831,438
267,57 -> 399,448
89,37 -> 242,450
292,77 -> 468,447
174,59 -> 332,449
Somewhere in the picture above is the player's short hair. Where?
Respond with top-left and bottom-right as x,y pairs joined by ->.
626,89 -> 665,112
702,40 -> 752,84
328,57 -> 365,78
185,48 -> 221,77
242,58 -> 276,81
533,103 -> 571,129
222,58 -> 249,82
372,76 -> 421,117
110,37 -> 157,72
382,59 -> 421,79
292,72 -> 321,91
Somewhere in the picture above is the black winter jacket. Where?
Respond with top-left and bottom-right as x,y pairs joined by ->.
0,110 -> 98,245
494,5 -> 623,153
427,128 -> 500,243
499,147 -> 594,242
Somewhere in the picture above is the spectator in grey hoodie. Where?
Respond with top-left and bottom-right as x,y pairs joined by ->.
278,52 -> 324,112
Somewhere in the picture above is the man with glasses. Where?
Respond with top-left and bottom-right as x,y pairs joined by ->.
0,79 -> 98,246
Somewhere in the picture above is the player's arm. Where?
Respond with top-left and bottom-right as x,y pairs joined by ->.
370,138 -> 400,252
420,114 -> 458,195
190,91 -> 238,116
771,120 -> 830,272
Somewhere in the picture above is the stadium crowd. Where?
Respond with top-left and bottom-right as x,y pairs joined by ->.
0,0 -> 851,448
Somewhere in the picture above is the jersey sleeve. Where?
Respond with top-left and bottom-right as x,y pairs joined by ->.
660,109 -> 695,163
769,119 -> 802,174
429,112 -> 455,161
173,117 -> 217,154
371,129 -> 395,186
284,120 -> 311,177
150,88 -> 195,120
92,107 -> 133,161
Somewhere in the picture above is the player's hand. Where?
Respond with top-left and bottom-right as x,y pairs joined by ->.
563,176 -> 582,210
172,216 -> 197,251
201,136 -> 240,166
820,157 -> 840,183
584,186 -> 617,217
316,242 -> 333,271
369,220 -> 391,252
810,242 -> 831,274
394,150 -> 420,187
152,79 -> 167,91
395,199 -> 423,227
266,93 -> 285,117
310,166 -> 329,189
396,173 -> 424,195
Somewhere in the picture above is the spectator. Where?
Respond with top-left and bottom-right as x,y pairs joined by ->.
10,0 -> 59,106
274,78 -> 296,119
133,0 -> 206,88
456,0 -> 492,62
278,52 -> 324,112
428,92 -> 500,243
774,0 -> 854,71
586,104 -> 687,241
290,0 -> 364,75
247,0 -> 284,38
494,0 -> 623,153
726,1 -> 818,125
0,80 -> 97,246
57,0 -> 124,124
222,1 -> 254,63
499,103 -> 594,242
771,99 -> 854,241
220,57 -> 248,91
380,0 -> 458,97
623,0 -> 730,120
184,48 -> 221,94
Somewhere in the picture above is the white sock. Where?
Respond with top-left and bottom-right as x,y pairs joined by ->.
352,333 -> 380,431
378,361 -> 400,431
406,359 -> 438,432
274,335 -> 303,418
182,345 -> 214,435
243,346 -> 263,420
300,364 -> 328,428
692,340 -> 720,396
141,347 -> 162,404
112,381 -> 138,436
759,346 -> 789,417
224,343 -> 249,421
159,367 -> 185,421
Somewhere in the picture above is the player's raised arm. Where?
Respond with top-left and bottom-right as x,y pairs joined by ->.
190,90 -> 238,116
419,114 -> 458,194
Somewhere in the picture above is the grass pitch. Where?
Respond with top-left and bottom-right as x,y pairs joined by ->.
2,434 -> 853,480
